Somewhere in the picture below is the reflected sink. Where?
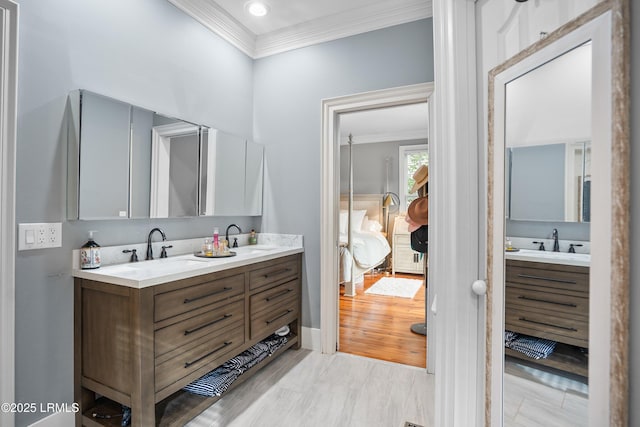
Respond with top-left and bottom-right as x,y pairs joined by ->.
506,248 -> 590,266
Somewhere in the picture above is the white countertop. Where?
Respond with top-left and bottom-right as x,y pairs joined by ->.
505,248 -> 590,267
72,245 -> 304,289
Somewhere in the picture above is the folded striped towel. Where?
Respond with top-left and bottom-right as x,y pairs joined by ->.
507,334 -> 557,360
184,334 -> 288,397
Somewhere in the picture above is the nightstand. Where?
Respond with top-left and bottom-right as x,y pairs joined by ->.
392,216 -> 424,275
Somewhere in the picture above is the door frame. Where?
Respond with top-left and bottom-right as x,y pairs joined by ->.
319,82 -> 434,367
0,1 -> 18,427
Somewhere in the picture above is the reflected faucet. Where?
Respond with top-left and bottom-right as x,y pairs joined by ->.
146,227 -> 166,260
225,224 -> 242,248
552,228 -> 560,252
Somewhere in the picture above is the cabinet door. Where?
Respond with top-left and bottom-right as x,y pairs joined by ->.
78,91 -> 131,219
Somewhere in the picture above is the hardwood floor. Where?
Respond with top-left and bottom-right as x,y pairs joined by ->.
339,271 -> 427,368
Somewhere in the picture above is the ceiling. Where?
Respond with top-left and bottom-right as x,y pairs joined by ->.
168,0 -> 432,58
339,103 -> 429,145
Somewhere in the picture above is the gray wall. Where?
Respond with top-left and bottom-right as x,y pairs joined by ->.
630,1 -> 639,424
254,19 -> 434,330
15,0 -> 258,425
339,139 -> 427,195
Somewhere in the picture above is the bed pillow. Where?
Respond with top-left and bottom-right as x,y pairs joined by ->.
362,218 -> 383,232
339,211 -> 348,234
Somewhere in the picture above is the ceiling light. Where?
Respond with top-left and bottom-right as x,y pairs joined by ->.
245,1 -> 270,17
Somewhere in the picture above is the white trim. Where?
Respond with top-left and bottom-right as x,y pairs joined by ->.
320,83 -> 434,357
0,2 -> 17,427
301,326 -> 322,352
431,1 -> 481,426
169,0 -> 432,59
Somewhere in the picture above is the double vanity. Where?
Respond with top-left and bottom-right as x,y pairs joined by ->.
72,242 -> 303,426
504,248 -> 590,377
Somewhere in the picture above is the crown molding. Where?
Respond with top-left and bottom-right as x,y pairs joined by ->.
169,0 -> 432,59
168,0 -> 257,57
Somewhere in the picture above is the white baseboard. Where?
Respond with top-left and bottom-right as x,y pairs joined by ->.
301,326 -> 321,351
28,411 -> 74,427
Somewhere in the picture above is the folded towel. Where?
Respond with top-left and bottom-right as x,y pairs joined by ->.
507,334 -> 557,360
184,334 -> 288,397
504,330 -> 519,346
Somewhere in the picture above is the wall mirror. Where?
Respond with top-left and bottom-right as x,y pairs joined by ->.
67,90 -> 263,219
486,2 -> 629,426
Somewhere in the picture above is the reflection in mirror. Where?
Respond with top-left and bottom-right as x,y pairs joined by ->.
502,42 -> 592,427
505,42 -> 591,224
149,114 -> 201,218
507,141 -> 591,222
487,4 -> 630,426
200,130 -> 264,216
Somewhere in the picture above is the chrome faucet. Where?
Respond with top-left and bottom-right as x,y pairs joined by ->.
146,227 -> 166,260
225,224 -> 242,248
552,228 -> 560,252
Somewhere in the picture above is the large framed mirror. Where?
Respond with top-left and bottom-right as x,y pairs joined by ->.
486,1 -> 629,426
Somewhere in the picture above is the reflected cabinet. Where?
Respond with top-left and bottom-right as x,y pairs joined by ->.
67,89 -> 264,220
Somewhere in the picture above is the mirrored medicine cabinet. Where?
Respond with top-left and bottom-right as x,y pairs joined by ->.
66,89 -> 264,220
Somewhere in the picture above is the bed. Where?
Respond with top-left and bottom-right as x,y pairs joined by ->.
339,193 -> 391,296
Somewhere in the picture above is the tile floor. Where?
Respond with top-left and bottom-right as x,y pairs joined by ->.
186,349 -> 434,427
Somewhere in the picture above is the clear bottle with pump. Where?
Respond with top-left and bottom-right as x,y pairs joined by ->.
80,231 -> 101,269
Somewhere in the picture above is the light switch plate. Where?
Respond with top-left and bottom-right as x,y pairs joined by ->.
18,222 -> 62,250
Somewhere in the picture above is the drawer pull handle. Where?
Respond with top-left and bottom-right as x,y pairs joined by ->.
184,314 -> 232,335
517,274 -> 577,285
184,341 -> 232,368
184,287 -> 233,304
263,268 -> 292,278
518,317 -> 578,332
266,289 -> 293,301
517,295 -> 577,307
266,309 -> 293,324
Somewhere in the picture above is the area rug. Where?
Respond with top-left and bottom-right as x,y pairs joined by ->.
364,277 -> 423,298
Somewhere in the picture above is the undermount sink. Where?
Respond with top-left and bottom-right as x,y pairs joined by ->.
506,248 -> 590,266
234,245 -> 278,255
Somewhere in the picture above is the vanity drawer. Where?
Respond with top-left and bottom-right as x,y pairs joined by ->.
505,307 -> 588,348
155,298 -> 244,358
506,261 -> 589,294
506,285 -> 588,318
155,273 -> 244,322
249,257 -> 299,291
250,279 -> 299,316
155,324 -> 244,393
250,294 -> 298,340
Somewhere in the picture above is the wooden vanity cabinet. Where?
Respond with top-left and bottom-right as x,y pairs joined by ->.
74,254 -> 302,426
505,259 -> 589,377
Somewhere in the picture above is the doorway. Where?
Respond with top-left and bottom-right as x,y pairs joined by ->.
337,105 -> 429,368
319,82 -> 435,371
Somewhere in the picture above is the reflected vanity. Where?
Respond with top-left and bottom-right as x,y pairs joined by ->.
66,89 -> 264,220
486,2 -> 630,427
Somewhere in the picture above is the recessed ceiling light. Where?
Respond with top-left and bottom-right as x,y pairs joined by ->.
245,1 -> 270,17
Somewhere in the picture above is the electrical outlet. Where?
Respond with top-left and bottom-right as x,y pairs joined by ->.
18,223 -> 62,250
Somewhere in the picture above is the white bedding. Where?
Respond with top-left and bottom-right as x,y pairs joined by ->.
339,230 -> 390,283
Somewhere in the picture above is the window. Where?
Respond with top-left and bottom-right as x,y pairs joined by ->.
399,144 -> 428,212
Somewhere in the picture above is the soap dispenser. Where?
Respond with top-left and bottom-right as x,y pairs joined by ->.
249,229 -> 257,245
80,231 -> 101,269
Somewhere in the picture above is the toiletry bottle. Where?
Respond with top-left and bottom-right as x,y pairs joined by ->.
80,231 -> 101,269
213,228 -> 219,254
249,229 -> 257,245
